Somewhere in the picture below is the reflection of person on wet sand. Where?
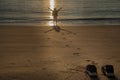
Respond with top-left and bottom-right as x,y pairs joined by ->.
48,7 -> 62,26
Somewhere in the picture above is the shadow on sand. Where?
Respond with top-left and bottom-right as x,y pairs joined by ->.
107,76 -> 119,80
44,25 -> 76,35
88,76 -> 100,80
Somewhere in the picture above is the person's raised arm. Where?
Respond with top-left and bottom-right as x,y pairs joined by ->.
58,7 -> 62,11
48,7 -> 53,11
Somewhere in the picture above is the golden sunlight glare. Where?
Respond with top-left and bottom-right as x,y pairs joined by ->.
49,0 -> 55,26
50,0 -> 54,10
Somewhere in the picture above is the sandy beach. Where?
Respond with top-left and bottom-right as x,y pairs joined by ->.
0,25 -> 120,80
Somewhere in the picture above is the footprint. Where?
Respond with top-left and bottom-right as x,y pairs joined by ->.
27,59 -> 32,63
73,52 -> 80,56
47,38 -> 50,40
73,33 -> 77,35
65,44 -> 70,47
116,60 -> 120,63
63,37 -> 66,40
68,66 -> 85,72
85,60 -> 91,62
85,60 -> 98,65
42,67 -> 47,70
10,62 -> 16,65
77,48 -> 80,50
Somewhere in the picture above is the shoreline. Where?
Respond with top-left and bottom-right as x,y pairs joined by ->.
0,24 -> 120,27
0,23 -> 120,27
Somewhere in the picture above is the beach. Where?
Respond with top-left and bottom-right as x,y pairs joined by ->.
0,25 -> 120,80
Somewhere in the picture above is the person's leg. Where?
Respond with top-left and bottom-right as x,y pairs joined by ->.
56,17 -> 57,25
55,17 -> 57,26
53,16 -> 56,26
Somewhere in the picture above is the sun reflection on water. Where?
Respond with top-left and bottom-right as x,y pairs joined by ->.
48,0 -> 55,26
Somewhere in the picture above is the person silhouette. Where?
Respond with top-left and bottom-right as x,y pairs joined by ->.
49,7 -> 62,26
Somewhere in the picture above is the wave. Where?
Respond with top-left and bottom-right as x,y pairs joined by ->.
59,17 -> 120,21
0,17 -> 120,23
0,9 -> 49,14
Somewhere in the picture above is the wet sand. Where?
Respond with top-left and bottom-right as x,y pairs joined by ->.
0,25 -> 120,80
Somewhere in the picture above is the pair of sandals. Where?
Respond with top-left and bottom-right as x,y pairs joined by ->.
85,64 -> 115,78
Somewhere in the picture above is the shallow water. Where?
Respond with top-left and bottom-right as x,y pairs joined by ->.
0,0 -> 120,26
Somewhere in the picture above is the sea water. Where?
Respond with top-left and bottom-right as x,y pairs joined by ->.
0,0 -> 120,26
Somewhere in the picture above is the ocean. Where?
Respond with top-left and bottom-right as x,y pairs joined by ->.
0,0 -> 120,26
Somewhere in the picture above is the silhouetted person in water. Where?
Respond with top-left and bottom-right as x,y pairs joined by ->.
49,7 -> 62,26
